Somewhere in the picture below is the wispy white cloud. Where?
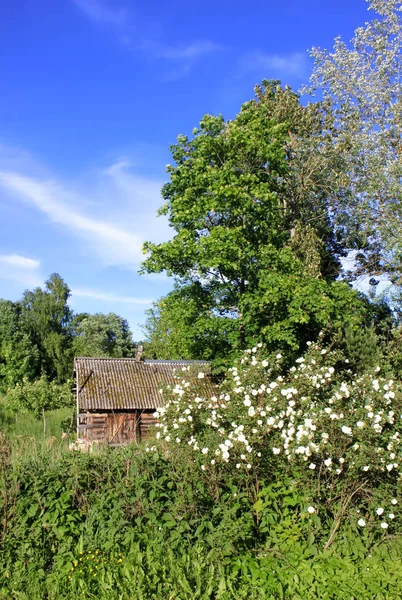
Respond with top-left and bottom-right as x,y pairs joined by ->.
73,288 -> 154,305
0,171 -> 144,268
0,254 -> 40,269
0,253 -> 42,288
71,0 -> 128,27
0,160 -> 168,270
238,51 -> 310,80
142,39 -> 222,81
70,0 -> 220,80
141,40 -> 221,61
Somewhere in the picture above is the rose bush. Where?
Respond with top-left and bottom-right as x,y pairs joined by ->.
152,338 -> 402,536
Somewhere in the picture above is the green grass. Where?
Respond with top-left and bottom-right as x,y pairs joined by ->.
0,396 -> 75,462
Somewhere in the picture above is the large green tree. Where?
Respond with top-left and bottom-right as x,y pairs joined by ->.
307,0 -> 402,282
0,300 -> 40,390
20,273 -> 74,382
142,82 -> 372,364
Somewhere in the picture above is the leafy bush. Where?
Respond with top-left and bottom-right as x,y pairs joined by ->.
5,376 -> 72,418
154,340 -> 402,538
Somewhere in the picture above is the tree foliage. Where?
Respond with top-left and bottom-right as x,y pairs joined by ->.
0,275 -> 136,392
73,312 -> 136,358
20,274 -> 74,382
142,82 -> 380,364
307,0 -> 402,281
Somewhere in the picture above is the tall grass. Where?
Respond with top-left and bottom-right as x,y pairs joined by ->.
0,397 -> 74,463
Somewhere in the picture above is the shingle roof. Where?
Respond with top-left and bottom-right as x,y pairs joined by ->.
74,357 -> 214,411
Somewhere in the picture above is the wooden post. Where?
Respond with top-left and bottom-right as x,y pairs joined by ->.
76,370 -> 79,440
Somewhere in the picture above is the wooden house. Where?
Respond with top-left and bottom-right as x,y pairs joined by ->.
74,357 -> 213,446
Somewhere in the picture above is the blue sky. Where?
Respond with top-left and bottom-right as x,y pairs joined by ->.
0,0 -> 372,338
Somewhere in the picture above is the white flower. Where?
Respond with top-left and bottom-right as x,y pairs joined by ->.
244,398 -> 251,407
389,513 -> 395,520
356,421 -> 365,428
391,499 -> 398,505
272,447 -> 281,455
363,466 -> 370,472
309,463 -> 316,470
358,519 -> 366,527
307,506 -> 315,514
321,349 -> 327,355
341,426 -> 352,435
236,463 -> 241,469
276,353 -> 282,359
376,507 -> 384,516
324,458 -> 332,467
210,459 -> 215,465
198,372 -> 205,379
201,465 -> 206,471
175,437 -> 181,443
380,522 -> 389,529
201,448 -> 209,454
246,464 -> 252,469
262,359 -> 269,368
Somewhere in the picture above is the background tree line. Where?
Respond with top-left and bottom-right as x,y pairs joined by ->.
0,273 -> 137,392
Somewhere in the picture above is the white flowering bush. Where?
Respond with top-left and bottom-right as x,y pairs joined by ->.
154,341 -> 402,486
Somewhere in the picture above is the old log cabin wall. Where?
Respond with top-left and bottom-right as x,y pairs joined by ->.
74,357 -> 213,446
77,410 -> 157,445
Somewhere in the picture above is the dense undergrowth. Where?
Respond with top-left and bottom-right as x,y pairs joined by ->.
1,440 -> 402,599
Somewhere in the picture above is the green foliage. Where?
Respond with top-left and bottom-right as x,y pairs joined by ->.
1,445 -> 402,599
20,274 -> 74,382
143,286 -> 237,362
307,0 -> 402,282
0,300 -> 40,390
141,81 -> 385,365
5,376 -> 73,419
72,312 -> 136,358
0,274 -> 137,394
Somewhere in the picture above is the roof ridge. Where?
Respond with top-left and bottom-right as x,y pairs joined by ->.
74,357 -> 210,363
